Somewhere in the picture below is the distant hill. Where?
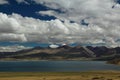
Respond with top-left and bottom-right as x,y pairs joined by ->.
107,58 -> 120,65
0,45 -> 120,60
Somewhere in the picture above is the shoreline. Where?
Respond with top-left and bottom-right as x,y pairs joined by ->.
0,59 -> 106,62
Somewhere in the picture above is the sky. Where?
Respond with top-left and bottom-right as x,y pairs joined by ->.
0,0 -> 120,47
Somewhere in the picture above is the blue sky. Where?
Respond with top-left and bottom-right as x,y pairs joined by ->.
0,0 -> 120,47
0,0 -> 56,20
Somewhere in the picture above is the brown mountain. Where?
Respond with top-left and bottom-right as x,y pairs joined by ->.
107,58 -> 120,65
0,45 -> 120,60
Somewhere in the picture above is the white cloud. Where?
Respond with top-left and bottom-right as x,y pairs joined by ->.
0,13 -> 20,33
36,0 -> 120,24
0,0 -> 120,47
0,13 -> 72,43
33,0 -> 120,47
0,33 -> 27,42
0,0 -> 8,5
0,45 -> 31,52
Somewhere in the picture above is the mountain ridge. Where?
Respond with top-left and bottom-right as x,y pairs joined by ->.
0,45 -> 120,60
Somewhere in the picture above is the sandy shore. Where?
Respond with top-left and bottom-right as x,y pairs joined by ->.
0,71 -> 120,80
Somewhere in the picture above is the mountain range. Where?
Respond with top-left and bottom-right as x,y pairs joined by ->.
0,45 -> 120,61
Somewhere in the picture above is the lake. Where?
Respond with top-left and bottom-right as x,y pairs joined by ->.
0,61 -> 119,72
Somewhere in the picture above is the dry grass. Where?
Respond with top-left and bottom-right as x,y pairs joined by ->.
0,71 -> 119,80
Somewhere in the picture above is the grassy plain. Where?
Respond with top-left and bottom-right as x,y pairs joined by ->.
0,71 -> 120,80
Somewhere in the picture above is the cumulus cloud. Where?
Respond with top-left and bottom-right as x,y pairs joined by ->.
0,0 -> 120,47
0,13 -> 20,33
0,33 -> 27,42
0,45 -> 31,52
0,0 -> 8,5
0,12 -> 120,47
33,0 -> 120,47
36,0 -> 120,24
0,13 -> 71,43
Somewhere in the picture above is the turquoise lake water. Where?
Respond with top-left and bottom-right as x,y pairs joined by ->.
0,61 -> 119,72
